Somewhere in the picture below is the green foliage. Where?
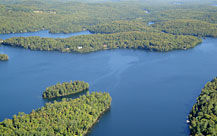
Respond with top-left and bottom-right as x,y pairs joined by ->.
0,54 -> 9,61
0,92 -> 112,136
3,31 -> 202,53
0,1 -> 216,54
189,78 -> 217,136
1,1 -> 217,35
0,2 -> 146,34
42,81 -> 89,98
143,5 -> 217,24
152,19 -> 217,37
87,20 -> 159,34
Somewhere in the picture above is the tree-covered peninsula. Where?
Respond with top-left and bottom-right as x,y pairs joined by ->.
42,81 -> 89,98
152,20 -> 217,37
87,20 -> 160,34
3,31 -> 202,53
188,77 -> 217,136
0,54 -> 9,61
0,92 -> 112,136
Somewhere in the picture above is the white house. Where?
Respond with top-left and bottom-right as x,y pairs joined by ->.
77,46 -> 83,49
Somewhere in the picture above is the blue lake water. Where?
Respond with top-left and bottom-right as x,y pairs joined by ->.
0,31 -> 217,136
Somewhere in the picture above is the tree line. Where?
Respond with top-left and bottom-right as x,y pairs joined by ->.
189,77 -> 217,136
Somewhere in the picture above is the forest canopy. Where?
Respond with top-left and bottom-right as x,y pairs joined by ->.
189,78 -> 217,136
152,20 -> 217,37
0,92 -> 112,136
0,0 -> 216,53
2,31 -> 202,53
0,0 -> 217,34
42,80 -> 89,98
87,20 -> 160,34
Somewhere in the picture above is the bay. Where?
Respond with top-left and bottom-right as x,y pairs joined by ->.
0,31 -> 217,135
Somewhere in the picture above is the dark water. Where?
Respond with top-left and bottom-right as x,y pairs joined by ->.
0,30 -> 91,40
1,31 -> 217,136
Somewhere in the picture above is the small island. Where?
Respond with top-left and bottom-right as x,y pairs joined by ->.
0,54 -> 9,61
188,77 -> 217,136
42,80 -> 89,98
0,92 -> 112,136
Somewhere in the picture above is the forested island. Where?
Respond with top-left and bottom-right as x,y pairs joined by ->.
0,92 -> 112,135
188,77 -> 217,136
42,81 -> 89,98
0,54 -> 9,61
2,31 -> 202,53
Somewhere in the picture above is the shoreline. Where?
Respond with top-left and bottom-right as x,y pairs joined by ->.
84,106 -> 111,136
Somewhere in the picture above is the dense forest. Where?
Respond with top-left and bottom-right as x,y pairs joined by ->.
0,0 -> 216,53
0,0 -> 217,135
0,0 -> 217,34
0,54 -> 9,61
87,20 -> 159,34
88,19 -> 217,38
0,1 -> 146,34
3,31 -> 202,52
42,81 -> 89,98
189,78 -> 217,136
0,92 -> 112,135
152,20 -> 217,37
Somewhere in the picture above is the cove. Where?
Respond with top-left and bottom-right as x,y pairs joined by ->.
1,33 -> 217,135
0,30 -> 91,40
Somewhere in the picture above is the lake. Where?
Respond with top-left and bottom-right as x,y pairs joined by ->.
0,31 -> 217,136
